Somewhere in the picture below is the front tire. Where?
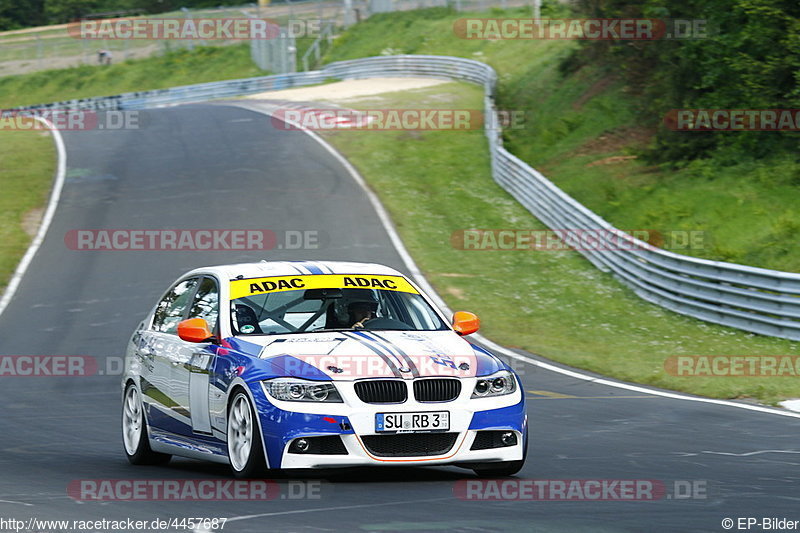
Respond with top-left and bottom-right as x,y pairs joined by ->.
472,459 -> 525,477
472,425 -> 527,477
122,382 -> 171,465
227,391 -> 267,478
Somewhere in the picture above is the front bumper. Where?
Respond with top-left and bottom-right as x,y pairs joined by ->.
248,379 -> 527,469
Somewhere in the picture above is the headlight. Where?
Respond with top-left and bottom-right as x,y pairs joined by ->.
471,370 -> 517,398
262,378 -> 343,402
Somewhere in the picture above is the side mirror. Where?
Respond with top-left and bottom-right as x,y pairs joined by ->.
452,311 -> 480,336
177,318 -> 214,343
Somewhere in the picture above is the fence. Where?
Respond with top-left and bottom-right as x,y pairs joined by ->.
300,21 -> 336,72
0,0 -> 533,77
15,54 -> 800,341
251,28 -> 298,73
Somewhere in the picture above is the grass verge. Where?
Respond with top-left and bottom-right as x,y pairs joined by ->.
324,7 -> 800,272
0,129 -> 57,292
323,82 -> 800,406
0,44 -> 268,109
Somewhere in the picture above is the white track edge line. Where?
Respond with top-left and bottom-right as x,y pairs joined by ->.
219,496 -> 452,525
0,118 -> 66,320
240,102 -> 800,421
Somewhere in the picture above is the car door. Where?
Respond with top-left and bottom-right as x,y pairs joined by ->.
182,276 -> 220,435
145,277 -> 200,431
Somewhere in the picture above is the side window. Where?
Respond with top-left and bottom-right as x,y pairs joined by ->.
188,277 -> 219,329
152,278 -> 199,334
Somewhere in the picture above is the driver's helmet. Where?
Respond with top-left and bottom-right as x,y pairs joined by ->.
334,288 -> 379,324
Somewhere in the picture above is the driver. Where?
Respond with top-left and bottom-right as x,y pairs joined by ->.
335,289 -> 379,329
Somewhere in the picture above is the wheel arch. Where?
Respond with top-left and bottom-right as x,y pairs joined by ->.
225,377 -> 271,469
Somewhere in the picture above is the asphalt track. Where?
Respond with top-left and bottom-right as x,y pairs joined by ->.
0,103 -> 798,533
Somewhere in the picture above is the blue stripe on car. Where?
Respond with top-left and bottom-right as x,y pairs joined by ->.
365,331 -> 420,377
344,331 -> 402,377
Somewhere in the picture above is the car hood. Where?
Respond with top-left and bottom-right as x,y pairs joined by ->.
239,330 -> 504,380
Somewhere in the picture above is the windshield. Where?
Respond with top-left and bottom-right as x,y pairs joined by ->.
229,274 -> 448,335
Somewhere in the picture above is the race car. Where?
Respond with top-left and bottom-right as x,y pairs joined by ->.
121,261 -> 527,477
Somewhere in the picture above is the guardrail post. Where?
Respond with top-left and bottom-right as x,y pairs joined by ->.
182,8 -> 194,52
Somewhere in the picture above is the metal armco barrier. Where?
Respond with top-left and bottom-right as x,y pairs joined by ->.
16,55 -> 800,341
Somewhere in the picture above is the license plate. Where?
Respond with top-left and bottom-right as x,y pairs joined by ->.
375,411 -> 449,432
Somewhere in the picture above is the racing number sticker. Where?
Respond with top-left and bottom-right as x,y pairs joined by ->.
229,274 -> 419,300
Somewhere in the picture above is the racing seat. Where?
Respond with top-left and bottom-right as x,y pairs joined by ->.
325,304 -> 346,329
235,304 -> 263,334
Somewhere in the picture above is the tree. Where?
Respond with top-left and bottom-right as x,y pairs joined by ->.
570,0 -> 800,162
44,0 -> 104,23
0,0 -> 46,30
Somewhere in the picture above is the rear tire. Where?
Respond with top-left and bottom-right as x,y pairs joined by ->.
227,391 -> 268,478
122,382 -> 171,465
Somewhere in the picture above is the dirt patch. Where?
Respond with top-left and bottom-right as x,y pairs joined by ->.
0,43 -> 160,77
0,24 -> 71,38
444,286 -> 466,299
21,207 -> 44,237
585,155 -> 638,167
574,126 -> 655,157
244,77 -> 449,104
572,76 -> 616,111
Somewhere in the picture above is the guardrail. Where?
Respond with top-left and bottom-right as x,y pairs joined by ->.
15,55 -> 800,341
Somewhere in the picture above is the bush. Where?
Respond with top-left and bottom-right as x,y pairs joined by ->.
570,0 -> 800,164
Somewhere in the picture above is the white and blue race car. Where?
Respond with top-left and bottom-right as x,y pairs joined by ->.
122,261 -> 527,477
